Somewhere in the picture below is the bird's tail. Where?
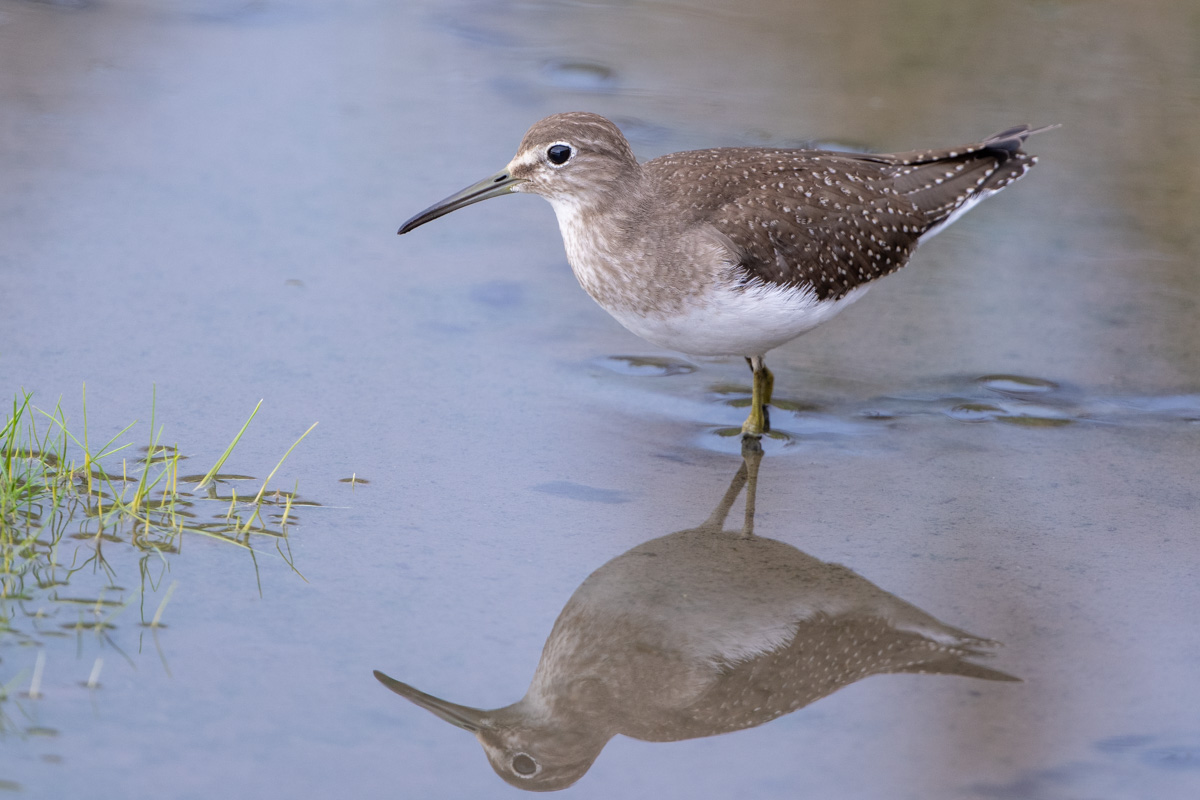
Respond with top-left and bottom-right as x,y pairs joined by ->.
886,123 -> 1058,238
892,654 -> 1022,683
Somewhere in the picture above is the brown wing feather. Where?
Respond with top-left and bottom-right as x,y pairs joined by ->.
645,126 -> 1046,301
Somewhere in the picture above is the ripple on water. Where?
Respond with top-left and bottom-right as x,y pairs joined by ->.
946,400 -> 1073,427
940,375 -> 1077,426
994,412 -> 1074,428
706,385 -> 869,440
708,384 -> 823,413
695,428 -> 796,455
979,374 -> 1059,395
594,355 -> 697,377
540,60 -> 618,92
946,402 -> 1006,422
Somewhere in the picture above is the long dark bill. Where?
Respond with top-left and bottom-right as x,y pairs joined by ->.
372,669 -> 491,733
398,169 -> 524,234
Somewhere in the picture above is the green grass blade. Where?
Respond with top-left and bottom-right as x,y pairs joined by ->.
195,400 -> 262,490
251,422 -> 318,505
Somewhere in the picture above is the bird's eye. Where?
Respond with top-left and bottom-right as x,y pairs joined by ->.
511,753 -> 540,776
547,144 -> 572,165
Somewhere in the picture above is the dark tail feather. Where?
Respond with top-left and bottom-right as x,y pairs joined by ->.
982,123 -> 1061,158
892,655 -> 1022,683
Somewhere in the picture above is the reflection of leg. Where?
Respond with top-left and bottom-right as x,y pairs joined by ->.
741,356 -> 774,436
700,460 -> 748,531
740,435 -> 763,538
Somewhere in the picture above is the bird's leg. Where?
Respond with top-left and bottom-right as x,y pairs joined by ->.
699,460 -> 748,532
741,356 -> 774,436
740,435 -> 763,537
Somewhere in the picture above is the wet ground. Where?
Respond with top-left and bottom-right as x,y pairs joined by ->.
1,0 -> 1199,797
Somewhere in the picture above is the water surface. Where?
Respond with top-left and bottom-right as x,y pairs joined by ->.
1,0 -> 1198,798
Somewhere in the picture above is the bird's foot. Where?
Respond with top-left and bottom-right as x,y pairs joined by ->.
741,403 -> 771,437
742,358 -> 774,437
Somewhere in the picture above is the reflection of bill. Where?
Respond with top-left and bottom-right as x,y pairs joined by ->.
375,441 -> 1018,792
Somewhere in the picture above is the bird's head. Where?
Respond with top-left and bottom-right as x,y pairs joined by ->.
398,112 -> 638,235
373,669 -> 608,792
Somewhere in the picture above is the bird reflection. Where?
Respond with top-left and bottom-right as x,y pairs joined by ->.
374,439 -> 1017,791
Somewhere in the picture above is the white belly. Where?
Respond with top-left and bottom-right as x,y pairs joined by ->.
551,198 -> 871,357
606,281 -> 870,357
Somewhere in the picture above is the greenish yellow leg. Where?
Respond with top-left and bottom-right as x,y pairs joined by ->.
741,356 -> 774,436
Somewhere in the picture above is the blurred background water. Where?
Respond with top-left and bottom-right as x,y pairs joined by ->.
1,0 -> 1198,798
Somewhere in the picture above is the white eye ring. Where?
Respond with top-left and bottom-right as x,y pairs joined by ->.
511,752 -> 540,777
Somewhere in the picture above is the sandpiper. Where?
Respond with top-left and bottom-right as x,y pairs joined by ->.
399,113 -> 1049,435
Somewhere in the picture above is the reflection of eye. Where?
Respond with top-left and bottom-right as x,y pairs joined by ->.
512,753 -> 540,776
547,144 -> 572,165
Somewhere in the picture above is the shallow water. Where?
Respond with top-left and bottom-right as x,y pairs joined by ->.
1,0 -> 1199,798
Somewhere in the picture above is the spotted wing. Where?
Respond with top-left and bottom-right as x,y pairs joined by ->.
649,127 -> 1044,301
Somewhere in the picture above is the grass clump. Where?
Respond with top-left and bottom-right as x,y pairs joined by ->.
0,387 -> 317,654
